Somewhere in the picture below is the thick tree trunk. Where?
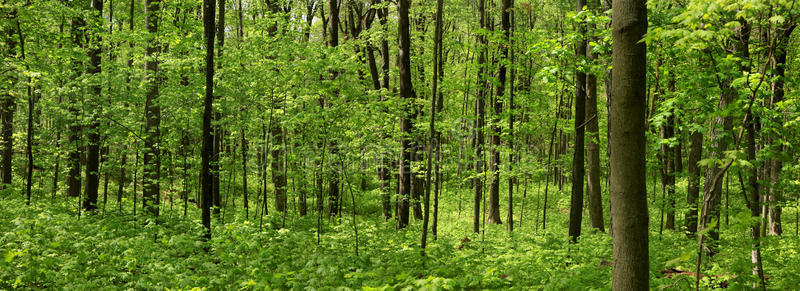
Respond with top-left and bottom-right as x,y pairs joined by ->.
609,0 -> 649,288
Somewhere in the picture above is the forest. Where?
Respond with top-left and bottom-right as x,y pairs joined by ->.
0,0 -> 798,289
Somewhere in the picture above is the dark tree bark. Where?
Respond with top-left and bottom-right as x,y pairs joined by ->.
241,128 -> 249,217
767,24 -> 795,236
585,0 -> 604,232
142,0 -> 162,216
66,8 -> 86,199
506,6 -> 515,232
272,124 -> 287,212
201,0 -> 217,239
487,0 -> 512,226
396,0 -> 415,229
568,0 -> 587,243
472,0 -> 487,234
685,129 -> 702,236
83,0 -> 103,212
0,11 -> 16,188
422,0 -> 444,252
325,0 -> 341,218
16,12 -> 33,206
609,0 -> 649,288
211,0 -> 227,215
376,1 -> 392,220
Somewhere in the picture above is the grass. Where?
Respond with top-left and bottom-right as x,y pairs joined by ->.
1,177 -> 799,289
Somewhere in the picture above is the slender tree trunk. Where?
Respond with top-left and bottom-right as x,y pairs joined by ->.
0,14 -> 16,188
201,0 -> 216,239
16,14 -> 33,205
487,0 -> 512,226
685,130 -> 702,236
396,0 -> 415,229
66,10 -> 85,199
142,0 -> 162,216
83,0 -> 103,212
272,124 -> 287,212
506,7 -> 516,232
609,0 -> 649,288
744,110 -> 767,289
421,0 -> 444,252
241,129 -> 249,218
568,0 -> 587,243
472,0 -> 487,234
767,24 -> 795,236
585,0 -> 603,232
376,1 -> 392,220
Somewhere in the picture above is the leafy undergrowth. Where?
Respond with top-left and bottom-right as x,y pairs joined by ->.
1,193 -> 799,290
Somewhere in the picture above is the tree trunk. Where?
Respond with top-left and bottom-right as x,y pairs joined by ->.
272,124 -> 287,212
767,24 -> 795,236
201,0 -> 216,239
241,129 -> 249,218
568,0 -> 587,243
685,130 -> 702,236
396,0 -> 415,229
66,11 -> 85,199
422,0 -> 444,251
83,0 -> 103,212
472,0 -> 487,234
609,0 -> 649,288
700,19 -> 750,257
585,0 -> 603,232
376,1 -> 392,220
142,0 -> 162,216
487,0 -> 512,226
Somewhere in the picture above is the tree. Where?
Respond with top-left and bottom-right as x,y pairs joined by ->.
585,0 -> 604,232
66,4 -> 85,199
396,0 -> 414,230
1,7 -> 18,189
422,0 -> 444,252
609,0 -> 649,288
699,15 -> 750,257
568,0 -> 587,242
142,0 -> 162,216
472,0 -> 487,234
201,0 -> 216,239
487,0 -> 513,226
83,0 -> 103,212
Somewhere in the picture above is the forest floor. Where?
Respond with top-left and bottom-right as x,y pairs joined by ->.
2,182 -> 799,289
